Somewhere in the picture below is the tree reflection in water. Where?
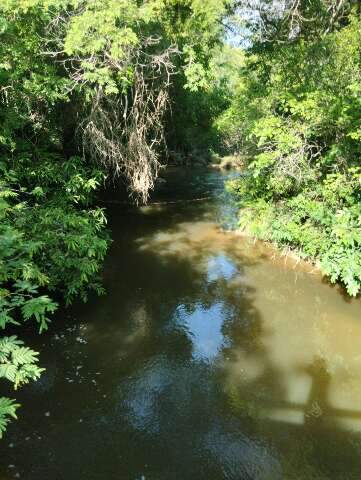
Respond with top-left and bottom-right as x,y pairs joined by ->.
1,170 -> 361,480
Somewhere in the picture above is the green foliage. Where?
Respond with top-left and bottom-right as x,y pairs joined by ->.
0,153 -> 109,331
0,190 -> 58,333
0,159 -> 109,436
0,335 -> 44,437
0,336 -> 44,389
0,397 -> 19,439
0,0 -> 235,437
11,154 -> 110,304
0,154 -> 109,436
167,45 -> 245,157
222,13 -> 361,296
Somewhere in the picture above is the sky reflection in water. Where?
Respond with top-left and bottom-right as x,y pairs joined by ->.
1,169 -> 361,480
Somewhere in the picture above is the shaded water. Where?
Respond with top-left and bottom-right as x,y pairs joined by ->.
1,169 -> 361,480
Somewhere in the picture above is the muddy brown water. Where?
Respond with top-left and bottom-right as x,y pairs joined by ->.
1,169 -> 361,480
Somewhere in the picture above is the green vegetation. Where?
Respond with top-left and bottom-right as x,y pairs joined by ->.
219,2 -> 361,296
1,0 -> 360,437
0,0 -> 234,436
0,336 -> 43,438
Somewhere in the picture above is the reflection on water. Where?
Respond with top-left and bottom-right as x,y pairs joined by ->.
1,168 -> 361,480
207,254 -> 239,283
172,302 -> 230,361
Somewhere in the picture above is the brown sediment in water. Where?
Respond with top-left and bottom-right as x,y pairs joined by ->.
1,169 -> 360,480
136,216 -> 361,432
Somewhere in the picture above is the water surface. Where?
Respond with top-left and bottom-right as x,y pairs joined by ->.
1,169 -> 361,480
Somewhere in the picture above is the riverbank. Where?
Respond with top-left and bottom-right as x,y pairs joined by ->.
2,168 -> 361,480
226,170 -> 361,298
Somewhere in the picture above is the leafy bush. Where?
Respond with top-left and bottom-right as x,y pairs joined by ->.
229,168 -> 361,296
0,155 -> 110,434
1,153 -> 110,322
0,397 -> 19,439
222,14 -> 361,296
0,336 -> 44,438
0,0 -> 236,437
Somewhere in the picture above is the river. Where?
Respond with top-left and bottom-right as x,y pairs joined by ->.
1,168 -> 361,479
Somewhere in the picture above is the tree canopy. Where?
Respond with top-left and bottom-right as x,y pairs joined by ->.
220,2 -> 360,296
0,0 -> 360,436
0,0 -> 237,436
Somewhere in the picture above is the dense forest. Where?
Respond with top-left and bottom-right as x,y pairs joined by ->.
0,0 -> 360,438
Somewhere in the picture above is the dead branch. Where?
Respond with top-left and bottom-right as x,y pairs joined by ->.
40,9 -> 180,203
79,40 -> 180,204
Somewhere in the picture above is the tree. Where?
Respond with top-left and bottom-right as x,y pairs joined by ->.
219,6 -> 361,295
0,0 -> 239,436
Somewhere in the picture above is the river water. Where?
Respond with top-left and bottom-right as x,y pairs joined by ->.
1,168 -> 361,480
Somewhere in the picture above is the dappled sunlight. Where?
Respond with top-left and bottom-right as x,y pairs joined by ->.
222,278 -> 361,432
136,221 -> 225,258
5,169 -> 361,480
135,220 -> 265,280
266,407 -> 305,426
134,206 -> 361,436
1,0 -> 360,472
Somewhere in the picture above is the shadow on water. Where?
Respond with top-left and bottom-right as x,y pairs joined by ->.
1,168 -> 361,480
